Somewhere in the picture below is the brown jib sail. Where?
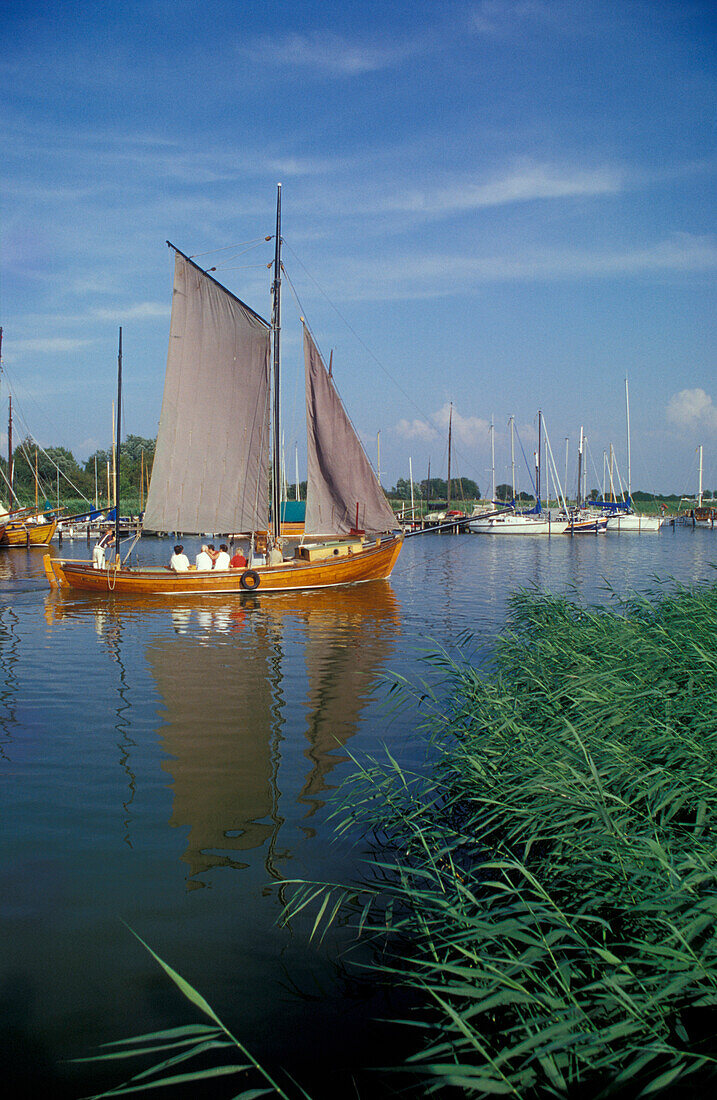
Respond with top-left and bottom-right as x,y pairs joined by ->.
303,325 -> 396,537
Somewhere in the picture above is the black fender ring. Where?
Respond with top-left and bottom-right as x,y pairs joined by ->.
239,569 -> 261,591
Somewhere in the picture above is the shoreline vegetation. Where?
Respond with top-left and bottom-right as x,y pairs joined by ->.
86,577 -> 717,1098
1,440 -> 707,520
295,576 -> 717,1097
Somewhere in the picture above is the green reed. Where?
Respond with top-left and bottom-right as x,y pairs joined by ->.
288,577 -> 717,1097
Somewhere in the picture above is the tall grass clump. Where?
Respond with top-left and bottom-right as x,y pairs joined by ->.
290,579 -> 717,1097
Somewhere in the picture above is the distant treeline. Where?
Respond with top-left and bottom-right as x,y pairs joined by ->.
0,435 -> 156,507
0,436 -> 708,511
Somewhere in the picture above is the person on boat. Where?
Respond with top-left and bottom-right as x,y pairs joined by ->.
230,547 -> 248,568
213,543 -> 231,570
93,528 -> 115,569
195,545 -> 213,571
170,544 -> 190,572
266,538 -> 284,565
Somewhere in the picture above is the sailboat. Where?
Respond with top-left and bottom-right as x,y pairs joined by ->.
688,445 -> 715,528
0,337 -> 60,547
590,379 -> 663,532
44,187 -> 402,595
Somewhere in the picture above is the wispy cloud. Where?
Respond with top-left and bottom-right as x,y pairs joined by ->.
339,233 -> 717,300
667,389 -> 717,432
238,31 -> 422,76
91,302 -> 170,322
470,0 -> 571,37
9,337 -> 95,355
384,162 -> 623,216
395,417 -> 439,443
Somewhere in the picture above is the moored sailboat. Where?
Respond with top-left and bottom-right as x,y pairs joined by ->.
45,187 -> 402,595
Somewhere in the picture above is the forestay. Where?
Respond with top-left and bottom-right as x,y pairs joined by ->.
143,252 -> 270,535
303,326 -> 397,537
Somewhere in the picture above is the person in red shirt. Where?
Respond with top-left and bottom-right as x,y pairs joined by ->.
230,547 -> 248,568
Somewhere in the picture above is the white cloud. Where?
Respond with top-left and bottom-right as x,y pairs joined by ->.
667,389 -> 717,432
433,404 -> 492,447
395,417 -> 439,442
240,31 -> 420,76
338,233 -> 717,301
10,337 -> 94,354
91,302 -> 170,322
470,1 -> 573,36
386,163 -> 623,217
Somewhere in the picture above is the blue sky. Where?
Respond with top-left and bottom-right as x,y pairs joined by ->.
1,0 -> 715,496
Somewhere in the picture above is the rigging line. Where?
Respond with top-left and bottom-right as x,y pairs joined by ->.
282,241 -> 440,428
214,263 -> 272,271
512,423 -> 537,496
283,268 -> 387,479
282,258 -> 479,486
13,427 -> 92,505
190,237 -> 268,260
584,439 -> 602,498
0,362 -> 64,453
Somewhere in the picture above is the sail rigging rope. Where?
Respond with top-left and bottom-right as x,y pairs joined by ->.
0,364 -> 93,505
281,240 -> 481,487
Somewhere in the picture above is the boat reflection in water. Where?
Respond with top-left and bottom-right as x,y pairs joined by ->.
45,583 -> 400,887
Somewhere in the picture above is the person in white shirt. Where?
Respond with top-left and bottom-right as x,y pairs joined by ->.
195,545 -> 213,571
93,528 -> 115,569
170,544 -> 190,572
213,543 -> 231,570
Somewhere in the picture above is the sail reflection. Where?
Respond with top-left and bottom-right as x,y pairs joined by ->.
148,614 -> 282,884
46,584 -> 400,886
149,585 -> 400,885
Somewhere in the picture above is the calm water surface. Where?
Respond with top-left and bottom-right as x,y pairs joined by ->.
1,528 -> 714,1096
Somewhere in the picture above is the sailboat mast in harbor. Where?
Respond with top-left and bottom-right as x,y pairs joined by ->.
115,327 -> 122,562
271,183 -> 283,544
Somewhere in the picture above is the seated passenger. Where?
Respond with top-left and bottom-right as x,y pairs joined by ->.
266,538 -> 283,566
230,547 -> 248,568
170,544 -> 190,572
93,528 -> 115,569
195,545 -> 213,571
213,543 -> 231,570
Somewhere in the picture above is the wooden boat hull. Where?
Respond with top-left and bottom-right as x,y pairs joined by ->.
44,535 -> 403,595
1,518 -> 58,546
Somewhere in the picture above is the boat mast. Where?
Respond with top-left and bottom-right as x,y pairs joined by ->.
1,327 -> 14,500
115,327 -> 122,561
537,410 -> 542,509
271,184 -> 283,543
625,376 -> 632,504
698,444 -> 703,507
447,403 -> 453,509
576,425 -> 583,509
7,394 -> 12,499
490,415 -> 495,502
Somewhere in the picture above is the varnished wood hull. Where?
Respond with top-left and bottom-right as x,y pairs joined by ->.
44,535 -> 403,595
2,518 -> 58,546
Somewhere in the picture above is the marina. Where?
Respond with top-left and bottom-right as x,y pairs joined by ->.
1,527 -> 715,1096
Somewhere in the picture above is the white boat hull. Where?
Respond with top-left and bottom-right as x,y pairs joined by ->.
469,513 -> 569,535
604,512 -> 663,532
